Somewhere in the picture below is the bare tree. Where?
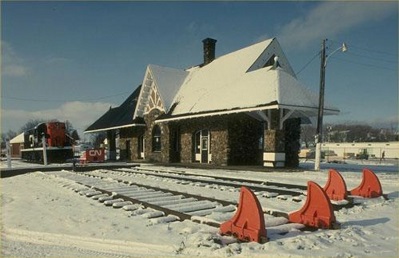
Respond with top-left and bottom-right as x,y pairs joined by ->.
1,130 -> 18,149
19,119 -> 46,133
90,132 -> 107,148
301,125 -> 316,148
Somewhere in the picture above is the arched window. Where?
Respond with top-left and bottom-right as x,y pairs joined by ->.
152,125 -> 161,152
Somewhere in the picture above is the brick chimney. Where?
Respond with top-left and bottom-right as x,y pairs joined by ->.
202,38 -> 217,65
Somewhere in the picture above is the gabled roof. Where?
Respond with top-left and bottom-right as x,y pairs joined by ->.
88,37 -> 339,128
85,85 -> 144,133
10,132 -> 24,144
156,37 -> 338,122
134,65 -> 189,119
149,64 -> 189,111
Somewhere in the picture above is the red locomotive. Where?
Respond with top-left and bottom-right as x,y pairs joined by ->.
21,121 -> 74,163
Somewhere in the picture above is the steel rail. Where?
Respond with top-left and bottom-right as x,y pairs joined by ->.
115,167 -> 307,196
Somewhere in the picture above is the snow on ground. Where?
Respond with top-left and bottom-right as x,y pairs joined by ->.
1,159 -> 398,257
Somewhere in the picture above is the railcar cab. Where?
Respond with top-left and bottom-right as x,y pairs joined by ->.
23,123 -> 50,149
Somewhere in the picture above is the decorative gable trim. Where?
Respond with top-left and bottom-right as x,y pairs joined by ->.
145,81 -> 165,114
134,66 -> 165,119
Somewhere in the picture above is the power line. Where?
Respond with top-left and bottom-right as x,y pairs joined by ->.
296,51 -> 321,75
329,39 -> 395,56
326,39 -> 397,71
344,51 -> 397,64
334,57 -> 397,71
1,91 -> 130,103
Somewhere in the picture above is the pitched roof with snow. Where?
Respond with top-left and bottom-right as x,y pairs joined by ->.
148,64 -> 189,111
134,65 -> 189,119
154,37 -> 338,121
88,37 -> 339,131
10,133 -> 24,144
85,85 -> 144,133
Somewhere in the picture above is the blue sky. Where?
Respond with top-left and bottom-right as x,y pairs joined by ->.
2,1 -> 398,138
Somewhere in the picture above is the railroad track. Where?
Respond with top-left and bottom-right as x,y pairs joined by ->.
83,167 -> 354,209
130,166 -> 308,191
47,170 -> 242,228
46,165 -> 362,232
111,167 -> 307,199
47,169 -> 317,237
113,166 -> 360,207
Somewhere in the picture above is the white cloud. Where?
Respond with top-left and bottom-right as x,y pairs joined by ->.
1,41 -> 31,77
3,64 -> 30,77
278,2 -> 396,49
1,101 -> 115,137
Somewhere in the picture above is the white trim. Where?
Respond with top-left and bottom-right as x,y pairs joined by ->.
134,66 -> 152,119
155,104 -> 339,123
263,152 -> 285,161
21,146 -> 73,152
263,152 -> 285,168
84,123 -> 146,134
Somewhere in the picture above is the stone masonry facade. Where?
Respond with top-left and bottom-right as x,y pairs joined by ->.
117,108 -> 300,168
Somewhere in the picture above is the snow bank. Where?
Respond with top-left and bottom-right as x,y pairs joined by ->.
1,160 -> 398,257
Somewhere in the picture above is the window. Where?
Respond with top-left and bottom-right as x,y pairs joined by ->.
152,125 -> 161,152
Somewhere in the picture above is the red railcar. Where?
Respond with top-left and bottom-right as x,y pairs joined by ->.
21,122 -> 74,163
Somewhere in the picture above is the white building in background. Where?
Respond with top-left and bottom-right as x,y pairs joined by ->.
321,142 -> 399,159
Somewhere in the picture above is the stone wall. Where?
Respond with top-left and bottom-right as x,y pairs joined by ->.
179,129 -> 193,163
119,127 -> 145,161
175,114 -> 263,166
144,109 -> 170,163
118,109 -> 300,168
211,127 -> 229,166
177,116 -> 229,166
264,130 -> 285,152
228,114 -> 263,165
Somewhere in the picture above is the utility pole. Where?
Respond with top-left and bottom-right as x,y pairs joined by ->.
314,39 -> 347,171
315,39 -> 327,171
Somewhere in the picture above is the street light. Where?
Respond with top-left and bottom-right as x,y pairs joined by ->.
315,39 -> 347,171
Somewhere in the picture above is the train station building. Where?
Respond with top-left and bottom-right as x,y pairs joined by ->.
85,37 -> 339,168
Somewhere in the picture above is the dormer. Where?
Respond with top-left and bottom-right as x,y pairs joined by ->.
246,38 -> 296,78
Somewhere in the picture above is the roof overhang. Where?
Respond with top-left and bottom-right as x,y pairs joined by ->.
84,123 -> 146,134
155,103 -> 339,123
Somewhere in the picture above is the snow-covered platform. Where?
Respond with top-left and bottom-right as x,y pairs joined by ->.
0,160 -> 139,178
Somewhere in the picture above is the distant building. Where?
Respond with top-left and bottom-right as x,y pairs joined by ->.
10,133 -> 24,158
85,38 -> 339,168
321,142 -> 399,160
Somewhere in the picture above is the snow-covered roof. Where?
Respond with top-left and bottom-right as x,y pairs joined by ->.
149,64 -> 189,111
10,133 -> 24,144
173,66 -> 332,115
133,37 -> 339,123
158,38 -> 338,121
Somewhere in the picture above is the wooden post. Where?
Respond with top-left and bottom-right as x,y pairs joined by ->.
6,139 -> 11,168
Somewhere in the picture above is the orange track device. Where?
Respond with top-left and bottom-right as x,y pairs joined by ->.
323,169 -> 348,201
349,168 -> 384,198
219,186 -> 267,243
289,181 -> 339,229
